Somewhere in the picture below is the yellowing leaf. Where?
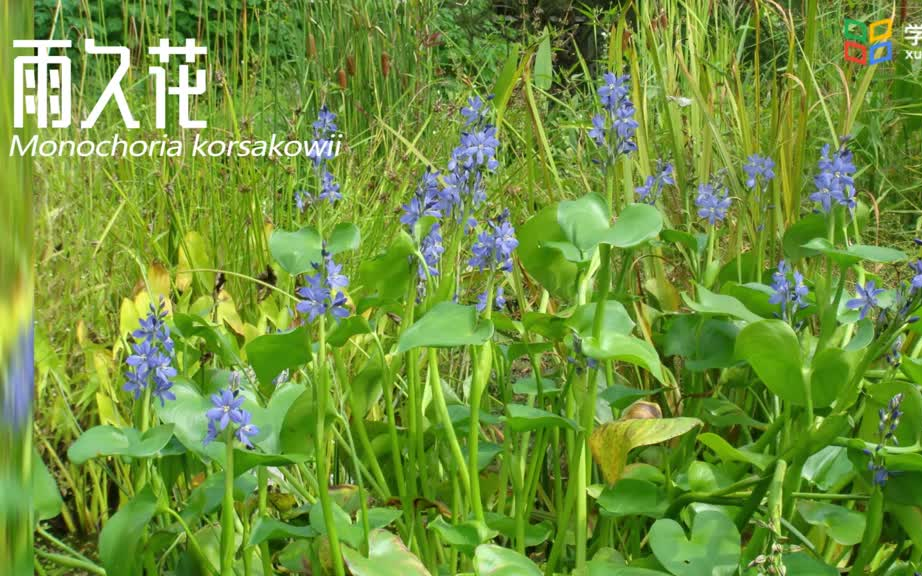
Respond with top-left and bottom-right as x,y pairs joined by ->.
590,417 -> 702,485
147,262 -> 171,300
176,231 -> 214,293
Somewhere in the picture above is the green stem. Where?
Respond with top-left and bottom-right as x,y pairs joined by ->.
221,429 -> 236,576
468,275 -> 495,521
428,347 -> 471,502
315,315 -> 346,576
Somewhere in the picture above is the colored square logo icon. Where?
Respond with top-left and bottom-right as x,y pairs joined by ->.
844,17 -> 893,65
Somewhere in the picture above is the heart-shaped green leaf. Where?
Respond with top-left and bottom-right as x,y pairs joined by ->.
269,226 -> 323,275
245,327 -> 312,387
397,302 -> 494,352
247,517 -> 317,547
736,319 -> 807,405
597,478 -> 667,518
796,501 -> 866,545
682,285 -> 761,323
429,516 -> 498,554
342,529 -> 431,576
590,417 -> 702,484
517,204 -> 580,298
473,544 -> 542,576
558,193 -> 611,253
582,334 -> 667,383
648,510 -> 740,576
68,424 -> 175,465
595,203 -> 663,248
801,238 -> 908,265
327,222 -> 361,254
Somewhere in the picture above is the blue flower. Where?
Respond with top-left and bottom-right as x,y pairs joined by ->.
319,169 -> 341,204
123,299 -> 177,405
910,260 -> 922,293
461,126 -> 500,170
419,223 -> 444,278
846,280 -> 885,320
206,388 -> 245,432
768,261 -> 808,320
234,410 -> 260,448
313,105 -> 338,138
695,182 -> 732,225
636,161 -> 674,204
588,115 -> 606,146
296,251 -> 350,323
401,171 -> 443,228
461,96 -> 487,126
810,142 -> 857,213
295,190 -> 310,212
469,211 -> 518,272
476,286 -> 506,313
743,154 -> 775,189
591,72 -> 638,160
598,72 -> 630,112
867,393 -> 904,486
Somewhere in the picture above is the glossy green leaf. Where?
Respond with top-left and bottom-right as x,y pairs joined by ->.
736,319 -> 807,405
429,516 -> 498,554
599,385 -> 664,411
802,238 -> 908,265
33,449 -> 62,522
802,446 -> 855,491
698,432 -> 773,470
582,333 -> 666,383
327,316 -> 372,347
269,226 -> 322,276
397,302 -> 494,352
557,193 -> 610,253
99,488 -> 158,576
473,544 -> 542,576
595,203 -> 663,248
682,285 -> 761,323
245,327 -> 312,387
781,553 -> 838,576
648,510 -> 740,576
505,404 -> 578,433
517,204 -> 580,299
809,347 -> 853,408
357,231 -> 416,305
597,479 -> 667,518
797,501 -> 866,545
566,300 -> 635,339
247,517 -> 316,547
342,529 -> 431,576
327,222 -> 361,255
68,424 -> 175,465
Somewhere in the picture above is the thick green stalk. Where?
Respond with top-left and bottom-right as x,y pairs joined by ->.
467,274 -> 495,521
314,316 -> 345,576
427,347 -> 471,503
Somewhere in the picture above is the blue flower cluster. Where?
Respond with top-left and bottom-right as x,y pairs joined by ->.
203,388 -> 259,448
589,72 -> 638,160
695,177 -> 732,225
469,210 -> 518,273
297,105 -> 341,211
476,286 -> 506,313
810,142 -> 857,213
846,280 -> 884,320
3,324 -> 34,431
742,154 -> 775,190
865,393 -> 904,486
124,299 -> 177,406
635,161 -> 674,204
768,260 -> 809,321
296,249 -> 350,322
401,169 -> 442,229
439,96 -> 499,222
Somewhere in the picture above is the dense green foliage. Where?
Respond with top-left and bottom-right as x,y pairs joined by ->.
31,1 -> 922,575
